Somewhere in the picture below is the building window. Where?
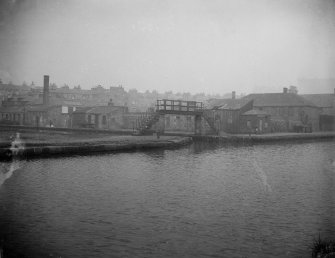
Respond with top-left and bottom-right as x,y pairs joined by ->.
102,115 -> 107,125
247,120 -> 251,128
62,106 -> 69,114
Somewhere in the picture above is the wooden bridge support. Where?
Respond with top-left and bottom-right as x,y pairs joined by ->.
195,114 -> 202,135
157,114 -> 165,133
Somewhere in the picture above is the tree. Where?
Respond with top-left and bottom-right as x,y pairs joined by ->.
128,89 -> 138,96
288,86 -> 298,94
182,92 -> 191,100
61,84 -> 70,89
50,83 -> 58,90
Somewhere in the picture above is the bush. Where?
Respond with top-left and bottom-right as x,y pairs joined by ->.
312,235 -> 335,258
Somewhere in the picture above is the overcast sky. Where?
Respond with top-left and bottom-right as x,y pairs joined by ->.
0,0 -> 334,94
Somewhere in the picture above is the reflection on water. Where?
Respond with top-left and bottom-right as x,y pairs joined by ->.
252,158 -> 272,192
0,141 -> 334,258
0,159 -> 25,187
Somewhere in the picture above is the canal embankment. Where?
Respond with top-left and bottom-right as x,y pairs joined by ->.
0,127 -> 192,159
0,137 -> 192,159
1,125 -> 334,159
192,131 -> 335,143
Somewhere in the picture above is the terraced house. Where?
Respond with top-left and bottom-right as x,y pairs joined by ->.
301,90 -> 335,131
243,88 -> 321,132
71,99 -> 129,129
206,96 -> 255,134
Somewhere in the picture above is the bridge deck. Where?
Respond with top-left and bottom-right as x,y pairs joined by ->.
156,99 -> 204,115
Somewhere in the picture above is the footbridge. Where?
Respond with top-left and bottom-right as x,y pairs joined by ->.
135,99 -> 218,135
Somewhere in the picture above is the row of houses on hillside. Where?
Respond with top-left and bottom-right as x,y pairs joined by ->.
0,76 -> 132,130
0,80 -> 127,107
31,84 -> 127,107
0,83 -> 31,105
1,76 -> 334,134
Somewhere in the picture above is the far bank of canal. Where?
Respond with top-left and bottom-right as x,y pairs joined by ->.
193,131 -> 335,144
0,126 -> 334,159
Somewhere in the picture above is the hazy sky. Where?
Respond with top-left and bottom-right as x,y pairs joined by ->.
0,0 -> 334,94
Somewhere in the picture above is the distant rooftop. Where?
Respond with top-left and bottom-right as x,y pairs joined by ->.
242,109 -> 269,116
73,105 -> 128,114
243,93 -> 317,107
207,98 -> 251,110
27,98 -> 82,106
0,83 -> 31,91
301,94 -> 335,108
0,106 -> 25,113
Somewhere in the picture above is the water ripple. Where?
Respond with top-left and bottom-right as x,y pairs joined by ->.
0,141 -> 334,257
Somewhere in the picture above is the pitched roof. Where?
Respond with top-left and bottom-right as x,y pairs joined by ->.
25,105 -> 61,112
0,106 -> 25,113
28,98 -> 82,106
75,105 -> 127,114
73,107 -> 93,113
0,84 -> 31,91
242,109 -> 269,116
301,94 -> 335,108
207,98 -> 251,110
243,93 -> 317,107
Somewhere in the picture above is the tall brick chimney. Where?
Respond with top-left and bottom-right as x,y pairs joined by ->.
43,75 -> 49,105
232,91 -> 236,99
283,87 -> 288,93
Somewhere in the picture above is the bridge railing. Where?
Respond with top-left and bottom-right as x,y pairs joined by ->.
156,99 -> 203,112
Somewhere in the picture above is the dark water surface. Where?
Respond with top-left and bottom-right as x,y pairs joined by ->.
0,141 -> 335,257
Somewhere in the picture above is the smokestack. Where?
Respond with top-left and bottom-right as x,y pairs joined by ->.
283,87 -> 288,93
232,91 -> 236,99
43,75 -> 49,105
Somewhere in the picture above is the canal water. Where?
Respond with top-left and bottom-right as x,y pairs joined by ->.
0,140 -> 334,257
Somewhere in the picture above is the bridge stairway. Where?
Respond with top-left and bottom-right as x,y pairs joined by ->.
134,108 -> 160,135
202,110 -> 220,135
